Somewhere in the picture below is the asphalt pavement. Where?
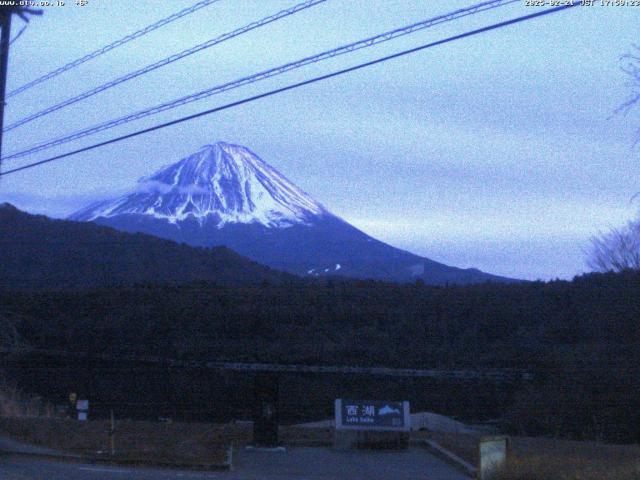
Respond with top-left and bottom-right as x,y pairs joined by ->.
0,446 -> 470,480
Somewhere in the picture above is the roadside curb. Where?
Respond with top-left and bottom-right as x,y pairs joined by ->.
0,446 -> 233,472
0,449 -> 83,463
87,455 -> 232,471
412,439 -> 477,478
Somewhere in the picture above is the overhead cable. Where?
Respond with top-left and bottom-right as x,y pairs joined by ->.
6,0 -> 222,98
4,0 -> 326,131
0,3 -> 578,178
4,0 -> 518,159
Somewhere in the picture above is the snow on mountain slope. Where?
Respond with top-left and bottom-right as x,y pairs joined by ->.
69,141 -> 516,285
71,142 -> 326,227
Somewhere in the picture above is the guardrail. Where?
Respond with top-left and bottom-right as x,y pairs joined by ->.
0,348 -> 532,381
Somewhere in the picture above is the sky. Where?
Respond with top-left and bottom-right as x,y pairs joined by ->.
1,0 -> 638,281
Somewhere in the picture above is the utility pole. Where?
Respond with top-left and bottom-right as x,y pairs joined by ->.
0,8 -> 13,171
0,6 -> 42,175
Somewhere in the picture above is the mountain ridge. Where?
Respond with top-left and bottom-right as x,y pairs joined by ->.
0,202 -> 292,290
71,142 -> 327,228
70,141 -> 517,285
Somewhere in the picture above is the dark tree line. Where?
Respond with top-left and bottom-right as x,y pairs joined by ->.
1,270 -> 640,441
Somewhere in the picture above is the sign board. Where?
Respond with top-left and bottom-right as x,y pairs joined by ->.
68,392 -> 77,405
478,436 -> 508,479
335,399 -> 410,431
76,399 -> 89,411
77,412 -> 88,421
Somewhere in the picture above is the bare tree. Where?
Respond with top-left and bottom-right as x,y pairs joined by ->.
617,44 -> 640,117
587,47 -> 640,273
588,220 -> 640,272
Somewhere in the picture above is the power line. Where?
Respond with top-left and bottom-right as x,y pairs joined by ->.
3,0 -> 327,132
3,0 -> 519,161
9,23 -> 27,46
6,0 -> 221,99
0,3 -> 578,178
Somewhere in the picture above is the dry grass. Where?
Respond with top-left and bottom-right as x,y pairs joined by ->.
0,417 -> 337,466
0,386 -> 54,418
415,431 -> 640,480
493,454 -> 640,480
0,417 -> 248,466
7,415 -> 638,477
501,437 -> 640,480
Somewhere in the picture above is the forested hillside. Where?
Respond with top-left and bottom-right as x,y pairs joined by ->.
0,203 -> 291,289
2,271 -> 639,441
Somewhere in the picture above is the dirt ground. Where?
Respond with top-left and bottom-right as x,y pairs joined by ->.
415,430 -> 640,480
0,417 -> 241,466
2,417 -> 640,478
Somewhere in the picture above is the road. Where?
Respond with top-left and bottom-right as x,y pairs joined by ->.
0,447 -> 469,479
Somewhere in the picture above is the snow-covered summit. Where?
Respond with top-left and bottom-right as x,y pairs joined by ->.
70,142 -> 327,228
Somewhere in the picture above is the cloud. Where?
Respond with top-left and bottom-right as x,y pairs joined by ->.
0,191 -> 114,219
135,179 -> 209,195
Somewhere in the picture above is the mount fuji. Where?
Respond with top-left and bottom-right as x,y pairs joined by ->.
70,142 -> 512,284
